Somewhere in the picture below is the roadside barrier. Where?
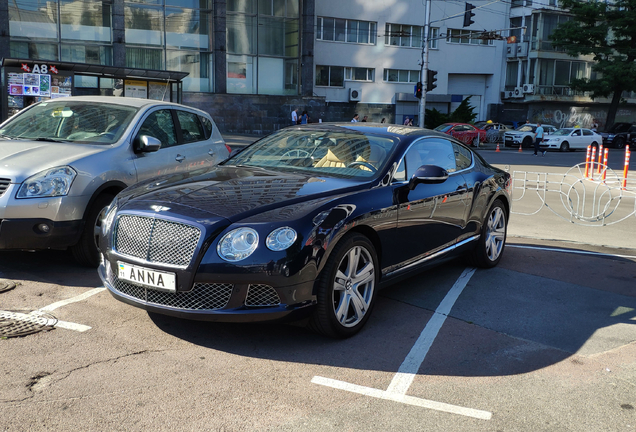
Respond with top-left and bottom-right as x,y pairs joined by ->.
623,146 -> 631,190
496,143 -> 500,152
518,144 -> 522,153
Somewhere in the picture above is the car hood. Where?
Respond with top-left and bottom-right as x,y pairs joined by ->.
0,140 -> 111,182
117,165 -> 370,222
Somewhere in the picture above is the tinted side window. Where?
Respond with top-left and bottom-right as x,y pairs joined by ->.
136,109 -> 178,148
405,138 -> 456,178
177,110 -> 205,143
453,143 -> 472,171
583,129 -> 593,136
573,129 -> 581,136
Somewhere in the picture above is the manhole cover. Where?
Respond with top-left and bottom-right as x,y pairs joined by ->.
0,311 -> 57,338
0,280 -> 17,293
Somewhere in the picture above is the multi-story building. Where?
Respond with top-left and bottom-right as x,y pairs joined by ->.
0,0 -> 631,132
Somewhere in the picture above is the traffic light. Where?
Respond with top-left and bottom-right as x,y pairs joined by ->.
463,2 -> 475,27
426,70 -> 438,92
415,82 -> 423,99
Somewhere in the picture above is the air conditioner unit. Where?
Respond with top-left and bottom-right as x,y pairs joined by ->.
506,43 -> 518,58
523,84 -> 534,94
513,87 -> 524,98
502,91 -> 514,99
349,88 -> 361,102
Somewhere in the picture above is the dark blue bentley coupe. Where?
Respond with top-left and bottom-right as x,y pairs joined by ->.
98,124 -> 511,338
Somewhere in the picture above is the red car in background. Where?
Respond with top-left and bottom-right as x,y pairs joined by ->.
434,123 -> 486,147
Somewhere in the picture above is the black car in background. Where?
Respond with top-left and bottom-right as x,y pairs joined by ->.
98,124 -> 511,338
600,122 -> 635,149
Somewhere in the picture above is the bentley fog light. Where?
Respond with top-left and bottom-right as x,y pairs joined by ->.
266,227 -> 297,251
217,227 -> 259,262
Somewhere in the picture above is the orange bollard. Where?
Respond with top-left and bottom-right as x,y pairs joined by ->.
496,143 -> 500,152
518,143 -> 523,153
602,148 -> 609,181
590,146 -> 597,180
623,147 -> 631,189
584,145 -> 591,178
597,144 -> 604,174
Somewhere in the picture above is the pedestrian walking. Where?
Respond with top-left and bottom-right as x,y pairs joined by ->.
534,122 -> 546,156
291,107 -> 299,125
403,117 -> 410,125
361,115 -> 368,122
300,110 -> 309,124
351,113 -> 359,122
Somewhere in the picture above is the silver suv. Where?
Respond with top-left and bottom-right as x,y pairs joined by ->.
503,123 -> 557,148
0,96 -> 229,266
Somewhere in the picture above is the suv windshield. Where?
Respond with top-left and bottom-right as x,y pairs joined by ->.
608,123 -> 631,133
552,129 -> 572,136
515,125 -> 535,132
0,101 -> 138,144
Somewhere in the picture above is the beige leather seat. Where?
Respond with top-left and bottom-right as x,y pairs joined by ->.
315,148 -> 346,168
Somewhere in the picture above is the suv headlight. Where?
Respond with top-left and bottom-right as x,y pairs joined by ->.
266,227 -> 297,251
217,227 -> 259,262
16,166 -> 77,199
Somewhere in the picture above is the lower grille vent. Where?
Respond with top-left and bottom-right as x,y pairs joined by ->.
245,284 -> 281,307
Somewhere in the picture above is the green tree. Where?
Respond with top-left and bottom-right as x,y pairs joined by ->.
424,107 -> 449,129
449,96 -> 477,124
551,0 -> 636,128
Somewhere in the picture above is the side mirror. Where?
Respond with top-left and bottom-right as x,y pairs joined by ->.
408,165 -> 449,190
135,135 -> 162,153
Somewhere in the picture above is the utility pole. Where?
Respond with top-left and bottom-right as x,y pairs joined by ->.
418,0 -> 432,128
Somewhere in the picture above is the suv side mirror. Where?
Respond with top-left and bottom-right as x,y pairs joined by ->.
135,135 -> 162,153
408,165 -> 449,190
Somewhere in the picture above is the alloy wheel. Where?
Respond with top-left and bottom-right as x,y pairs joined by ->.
331,245 -> 375,327
485,207 -> 506,262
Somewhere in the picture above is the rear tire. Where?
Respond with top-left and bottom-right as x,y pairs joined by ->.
308,233 -> 378,338
70,193 -> 115,267
466,200 -> 507,268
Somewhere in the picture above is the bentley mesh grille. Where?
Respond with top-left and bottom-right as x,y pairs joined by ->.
111,275 -> 233,310
245,284 -> 281,307
0,178 -> 10,198
115,215 -> 201,267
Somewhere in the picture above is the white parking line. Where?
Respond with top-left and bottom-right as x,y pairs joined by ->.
36,287 -> 106,313
1,310 -> 92,333
313,267 -> 492,420
508,244 -> 636,260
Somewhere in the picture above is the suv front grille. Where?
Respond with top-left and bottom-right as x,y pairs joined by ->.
111,275 -> 234,310
115,215 -> 201,267
0,178 -> 10,198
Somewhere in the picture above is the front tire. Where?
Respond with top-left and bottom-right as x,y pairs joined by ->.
467,200 -> 507,268
522,137 -> 533,148
308,233 -> 378,338
614,137 -> 625,149
70,193 -> 115,267
559,141 -> 570,152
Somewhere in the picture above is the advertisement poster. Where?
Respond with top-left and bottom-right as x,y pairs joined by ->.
23,73 -> 41,96
39,75 -> 51,97
125,80 -> 148,98
51,75 -> 72,98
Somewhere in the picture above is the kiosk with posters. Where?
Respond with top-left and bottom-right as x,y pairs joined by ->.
1,58 -> 188,121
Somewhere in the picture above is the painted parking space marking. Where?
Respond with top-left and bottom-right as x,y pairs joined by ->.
508,244 -> 636,260
312,267 -> 492,420
2,287 -> 107,334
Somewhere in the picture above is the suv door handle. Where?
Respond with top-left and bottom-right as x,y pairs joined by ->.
175,154 -> 186,162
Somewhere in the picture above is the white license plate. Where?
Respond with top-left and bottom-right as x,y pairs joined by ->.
118,262 -> 176,292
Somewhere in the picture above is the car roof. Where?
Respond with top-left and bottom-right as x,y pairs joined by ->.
285,122 -> 457,141
39,95 -> 203,112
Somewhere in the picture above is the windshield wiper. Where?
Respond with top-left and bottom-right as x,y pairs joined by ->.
33,137 -> 69,143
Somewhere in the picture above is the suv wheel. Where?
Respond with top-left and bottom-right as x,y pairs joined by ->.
522,136 -> 533,148
70,193 -> 116,267
614,137 -> 625,149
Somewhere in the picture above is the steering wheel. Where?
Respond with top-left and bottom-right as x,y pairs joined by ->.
347,161 -> 377,172
281,149 -> 311,158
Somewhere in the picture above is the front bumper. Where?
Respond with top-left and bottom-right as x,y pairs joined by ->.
99,259 -> 317,323
0,218 -> 82,250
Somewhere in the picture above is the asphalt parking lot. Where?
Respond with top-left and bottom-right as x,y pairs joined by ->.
1,139 -> 635,431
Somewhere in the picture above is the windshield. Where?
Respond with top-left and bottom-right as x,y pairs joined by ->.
0,101 -> 138,144
226,128 -> 399,179
609,123 -> 631,133
552,129 -> 572,136
434,124 -> 453,133
515,125 -> 535,132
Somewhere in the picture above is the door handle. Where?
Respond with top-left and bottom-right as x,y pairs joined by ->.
175,154 -> 186,162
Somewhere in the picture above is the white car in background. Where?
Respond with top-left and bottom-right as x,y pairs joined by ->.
503,123 -> 558,148
541,128 -> 602,152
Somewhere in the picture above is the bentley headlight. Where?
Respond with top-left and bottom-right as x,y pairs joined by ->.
266,227 -> 297,251
16,166 -> 77,199
217,227 -> 259,262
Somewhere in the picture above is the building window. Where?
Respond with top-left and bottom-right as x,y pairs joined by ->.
538,13 -> 571,51
429,28 -> 439,49
345,67 -> 374,82
447,29 -> 493,46
385,24 -> 438,49
384,69 -> 420,83
227,0 -> 300,95
317,17 -> 377,44
316,65 -> 345,87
